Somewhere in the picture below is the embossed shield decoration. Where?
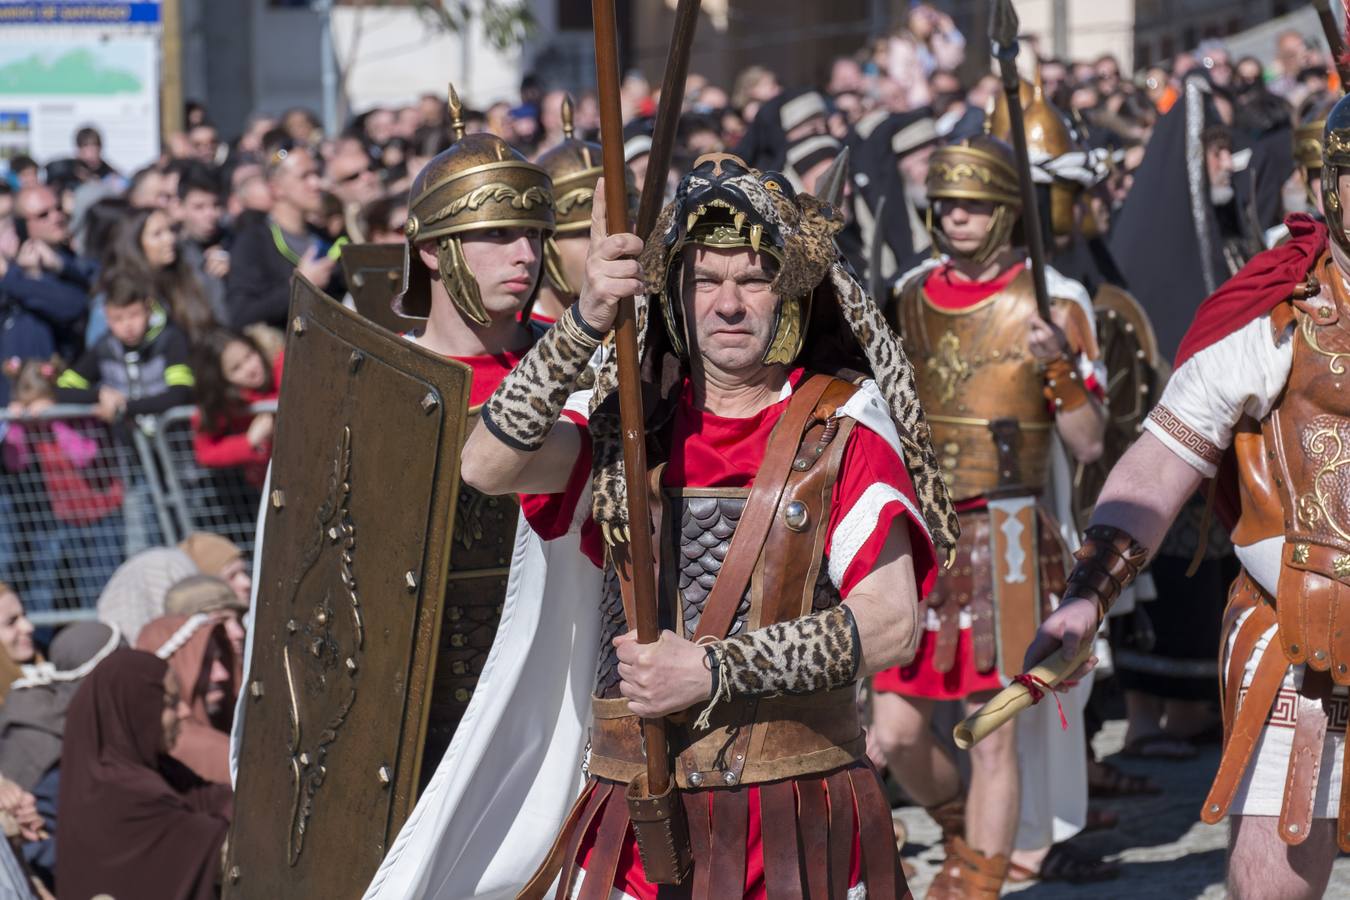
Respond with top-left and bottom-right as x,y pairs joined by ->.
224,276 -> 470,899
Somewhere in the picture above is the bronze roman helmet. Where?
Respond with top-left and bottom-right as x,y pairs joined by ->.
1323,93 -> 1350,255
1296,94 -> 1337,209
925,134 -> 1022,265
991,74 -> 1079,236
399,84 -> 555,322
535,95 -> 603,298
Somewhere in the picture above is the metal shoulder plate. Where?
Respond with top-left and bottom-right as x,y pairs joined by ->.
1071,283 -> 1163,528
225,274 -> 471,898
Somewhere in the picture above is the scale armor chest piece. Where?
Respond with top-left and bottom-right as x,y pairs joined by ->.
593,490 -> 842,699
893,269 -> 1056,500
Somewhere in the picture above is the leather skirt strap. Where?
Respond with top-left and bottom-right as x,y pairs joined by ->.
796,779 -> 830,899
518,780 -> 597,900
576,786 -> 632,900
1339,716 -> 1350,852
682,792 -> 712,899
1279,670 -> 1332,845
551,780 -> 612,900
760,780 -> 804,900
825,770 -> 855,900
848,764 -> 910,900
1222,591 -> 1271,742
1203,637 -> 1289,823
706,788 -> 749,899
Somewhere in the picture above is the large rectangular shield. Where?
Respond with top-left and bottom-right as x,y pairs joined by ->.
224,276 -> 471,899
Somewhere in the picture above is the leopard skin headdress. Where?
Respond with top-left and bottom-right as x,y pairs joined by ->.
587,152 -> 959,558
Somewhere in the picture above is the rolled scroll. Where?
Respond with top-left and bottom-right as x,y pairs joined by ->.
952,638 -> 1094,749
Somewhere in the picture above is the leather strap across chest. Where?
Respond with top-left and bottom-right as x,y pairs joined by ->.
689,373 -> 852,643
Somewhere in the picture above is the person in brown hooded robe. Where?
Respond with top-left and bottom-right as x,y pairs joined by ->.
56,648 -> 231,900
135,614 -> 239,785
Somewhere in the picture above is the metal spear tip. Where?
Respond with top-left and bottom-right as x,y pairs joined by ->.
989,0 -> 1021,51
813,145 -> 850,210
448,82 -> 466,140
562,93 -> 576,140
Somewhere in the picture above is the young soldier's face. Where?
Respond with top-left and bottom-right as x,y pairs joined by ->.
935,197 -> 996,257
681,245 -> 781,377
458,226 -> 543,320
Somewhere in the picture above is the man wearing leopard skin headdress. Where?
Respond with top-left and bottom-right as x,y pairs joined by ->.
462,150 -> 959,898
869,131 -> 1108,898
1027,91 -> 1350,900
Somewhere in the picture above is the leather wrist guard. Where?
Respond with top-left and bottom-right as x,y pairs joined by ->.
695,605 -> 861,730
1041,355 -> 1091,412
481,303 -> 603,451
1065,524 -> 1149,618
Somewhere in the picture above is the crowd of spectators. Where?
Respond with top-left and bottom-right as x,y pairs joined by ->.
0,5 -> 1339,894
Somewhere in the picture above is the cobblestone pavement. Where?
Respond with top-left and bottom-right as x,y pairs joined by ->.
894,720 -> 1350,898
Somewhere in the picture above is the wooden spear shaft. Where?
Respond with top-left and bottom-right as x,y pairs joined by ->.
591,0 -> 702,801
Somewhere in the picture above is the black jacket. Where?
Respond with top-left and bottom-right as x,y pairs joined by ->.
225,216 -> 344,330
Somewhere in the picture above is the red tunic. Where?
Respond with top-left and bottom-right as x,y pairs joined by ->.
520,370 -> 936,899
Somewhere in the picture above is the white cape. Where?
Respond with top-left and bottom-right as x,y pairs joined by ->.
230,467 -> 602,899
364,518 -> 601,899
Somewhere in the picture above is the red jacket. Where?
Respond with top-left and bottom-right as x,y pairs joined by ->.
191,352 -> 284,486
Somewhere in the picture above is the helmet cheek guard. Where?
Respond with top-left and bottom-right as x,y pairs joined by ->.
1323,98 -> 1350,257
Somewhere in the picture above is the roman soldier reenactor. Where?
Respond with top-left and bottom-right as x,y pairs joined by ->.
1028,91 -> 1350,899
871,133 -> 1107,899
461,151 -> 960,898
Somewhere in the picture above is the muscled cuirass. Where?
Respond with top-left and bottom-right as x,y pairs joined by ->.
893,269 -> 1054,501
1261,257 -> 1350,684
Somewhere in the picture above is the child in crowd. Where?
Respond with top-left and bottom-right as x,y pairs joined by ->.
53,276 -> 194,555
190,328 -> 282,487
53,278 -> 195,423
3,359 -> 124,617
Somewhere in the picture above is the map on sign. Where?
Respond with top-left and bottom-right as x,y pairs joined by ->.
0,38 -> 157,174
0,46 -> 143,94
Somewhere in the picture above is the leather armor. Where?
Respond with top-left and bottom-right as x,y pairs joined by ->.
893,269 -> 1056,501
1259,254 -> 1350,683
588,378 -> 867,789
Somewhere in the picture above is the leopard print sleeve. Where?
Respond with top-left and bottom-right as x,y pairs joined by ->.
481,303 -> 603,451
694,605 -> 861,730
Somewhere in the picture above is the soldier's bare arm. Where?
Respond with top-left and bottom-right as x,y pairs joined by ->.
1024,430 -> 1201,672
462,180 -> 643,496
843,520 -> 922,672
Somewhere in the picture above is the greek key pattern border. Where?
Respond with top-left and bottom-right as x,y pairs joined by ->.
1147,404 -> 1223,466
1239,685 -> 1350,733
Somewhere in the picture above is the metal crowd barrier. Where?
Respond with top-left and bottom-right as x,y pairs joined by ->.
0,402 -> 273,626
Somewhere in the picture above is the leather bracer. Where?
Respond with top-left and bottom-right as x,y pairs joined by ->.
480,303 -> 602,450
1041,355 -> 1091,413
1064,524 -> 1149,618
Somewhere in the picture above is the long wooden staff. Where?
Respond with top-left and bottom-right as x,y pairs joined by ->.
1312,0 -> 1350,87
989,0 -> 1052,322
591,0 -> 700,884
